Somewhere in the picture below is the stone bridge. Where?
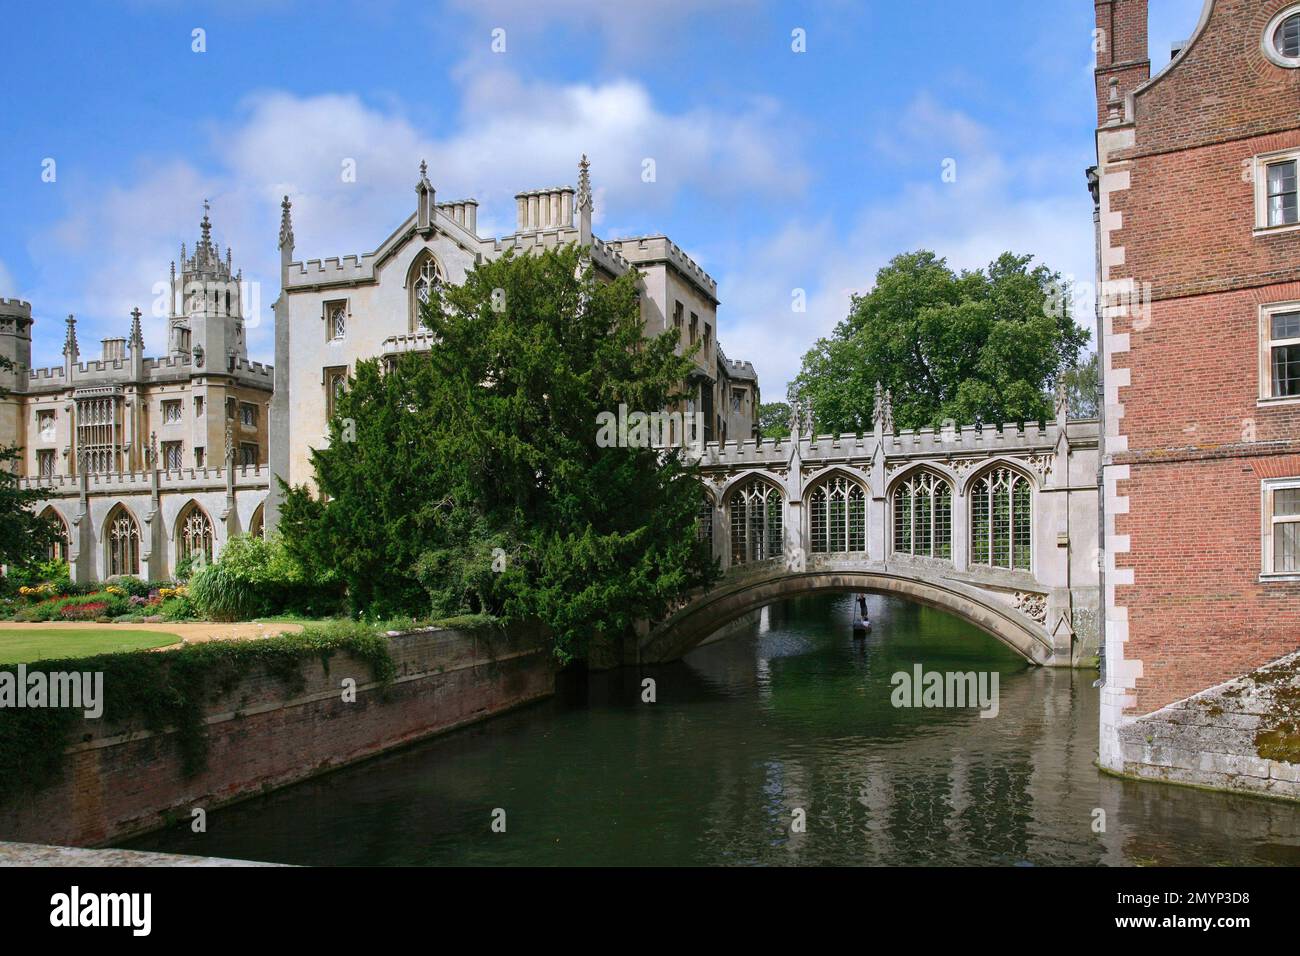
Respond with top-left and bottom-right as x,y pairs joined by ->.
638,394 -> 1100,668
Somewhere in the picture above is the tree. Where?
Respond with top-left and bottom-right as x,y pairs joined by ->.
757,402 -> 791,440
0,355 -> 58,575
1059,352 -> 1100,419
791,250 -> 1090,432
280,244 -> 718,662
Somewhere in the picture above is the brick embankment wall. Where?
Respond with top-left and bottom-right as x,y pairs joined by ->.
0,624 -> 556,847
1114,649 -> 1300,801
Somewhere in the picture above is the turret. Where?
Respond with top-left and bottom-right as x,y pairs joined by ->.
169,200 -> 247,369
0,298 -> 32,451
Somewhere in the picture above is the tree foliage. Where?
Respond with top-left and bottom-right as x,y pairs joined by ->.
791,251 -> 1090,432
279,244 -> 718,661
757,402 -> 791,440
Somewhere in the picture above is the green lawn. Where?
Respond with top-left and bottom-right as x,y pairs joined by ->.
0,629 -> 181,664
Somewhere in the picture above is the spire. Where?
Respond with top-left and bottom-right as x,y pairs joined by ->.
62,314 -> 79,359
415,161 -> 435,232
872,381 -> 884,428
278,195 -> 294,251
200,199 -> 212,246
129,307 -> 144,350
577,154 -> 593,214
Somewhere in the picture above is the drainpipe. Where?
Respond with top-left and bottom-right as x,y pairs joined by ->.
1087,165 -> 1106,687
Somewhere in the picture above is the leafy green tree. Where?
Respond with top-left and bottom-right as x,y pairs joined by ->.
1059,352 -> 1100,419
757,402 -> 791,440
280,244 -> 718,661
0,355 -> 57,577
792,251 -> 1090,432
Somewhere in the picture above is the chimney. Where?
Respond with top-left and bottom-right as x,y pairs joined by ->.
1170,39 -> 1186,61
1094,0 -> 1150,127
514,187 -> 576,233
101,338 -> 126,362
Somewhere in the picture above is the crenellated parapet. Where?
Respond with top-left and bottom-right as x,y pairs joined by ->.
609,235 -> 718,301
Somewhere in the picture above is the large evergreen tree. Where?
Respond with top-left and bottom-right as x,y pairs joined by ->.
791,250 -> 1090,432
280,244 -> 717,661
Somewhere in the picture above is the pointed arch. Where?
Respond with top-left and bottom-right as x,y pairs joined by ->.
806,471 -> 867,554
890,467 -> 954,561
175,500 -> 214,566
727,475 -> 784,565
249,500 -> 266,539
104,503 -> 141,578
407,250 -> 445,332
968,463 -> 1034,571
40,507 -> 69,563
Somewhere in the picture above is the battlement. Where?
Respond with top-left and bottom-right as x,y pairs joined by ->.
288,252 -> 376,287
0,298 -> 32,315
609,235 -> 718,298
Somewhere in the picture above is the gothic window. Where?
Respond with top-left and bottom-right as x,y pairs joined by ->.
809,475 -> 867,554
162,399 -> 182,424
970,467 -> 1032,571
177,501 -> 213,566
41,507 -> 69,563
1267,308 -> 1300,398
249,502 -> 265,539
729,478 -> 783,565
239,443 -> 258,467
240,402 -> 257,427
106,504 -> 140,578
410,255 -> 442,332
326,300 -> 347,341
325,366 -> 348,419
162,441 -> 183,470
892,470 -> 953,560
76,395 -> 121,474
697,493 -> 714,551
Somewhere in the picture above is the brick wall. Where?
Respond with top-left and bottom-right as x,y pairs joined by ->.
0,624 -> 556,848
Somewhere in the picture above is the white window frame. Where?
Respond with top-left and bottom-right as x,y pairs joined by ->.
1253,148 -> 1300,234
1262,477 -> 1300,580
1258,300 -> 1300,405
1262,5 -> 1300,69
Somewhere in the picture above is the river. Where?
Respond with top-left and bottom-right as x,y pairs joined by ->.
123,594 -> 1300,865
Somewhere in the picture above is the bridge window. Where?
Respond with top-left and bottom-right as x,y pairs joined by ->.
892,471 -> 952,560
729,479 -> 783,564
697,494 -> 714,551
970,467 -> 1032,571
809,475 -> 866,553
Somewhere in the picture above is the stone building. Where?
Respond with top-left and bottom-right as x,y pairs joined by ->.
268,156 -> 760,519
1093,0 -> 1300,770
0,207 -> 273,582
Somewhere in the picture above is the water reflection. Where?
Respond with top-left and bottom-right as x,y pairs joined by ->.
123,594 -> 1300,866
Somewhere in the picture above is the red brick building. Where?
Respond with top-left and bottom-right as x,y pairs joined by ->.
1093,0 -> 1300,770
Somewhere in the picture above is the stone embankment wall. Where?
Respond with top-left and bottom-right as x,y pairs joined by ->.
0,623 -> 555,847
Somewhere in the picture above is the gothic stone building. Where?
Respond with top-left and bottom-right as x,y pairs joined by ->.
1093,0 -> 1300,768
0,208 -> 273,582
268,156 -> 760,518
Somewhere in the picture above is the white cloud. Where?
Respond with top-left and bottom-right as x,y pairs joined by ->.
26,70 -> 802,367
714,95 -> 1097,399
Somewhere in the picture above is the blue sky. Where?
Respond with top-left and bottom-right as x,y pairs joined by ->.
0,0 -> 1205,395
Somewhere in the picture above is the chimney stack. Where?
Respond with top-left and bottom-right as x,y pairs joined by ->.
514,186 -> 576,233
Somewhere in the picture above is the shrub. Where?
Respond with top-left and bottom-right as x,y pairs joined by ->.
189,562 -> 263,622
60,600 -> 108,621
188,533 -> 343,621
110,577 -> 151,598
160,595 -> 197,621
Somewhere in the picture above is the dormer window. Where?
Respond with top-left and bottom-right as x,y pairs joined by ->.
1265,6 -> 1300,67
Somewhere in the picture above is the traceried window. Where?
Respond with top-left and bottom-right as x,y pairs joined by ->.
76,394 -> 121,474
327,300 -> 347,340
729,478 -> 783,565
1268,309 -> 1300,398
37,449 -> 56,478
106,504 -> 140,577
970,467 -> 1033,571
892,471 -> 953,560
1265,481 -> 1300,575
1267,160 -> 1298,227
809,475 -> 867,553
177,501 -> 214,566
162,399 -> 182,424
41,507 -> 69,563
697,494 -> 714,550
325,366 -> 348,420
249,502 -> 265,539
162,441 -> 183,470
411,255 -> 442,331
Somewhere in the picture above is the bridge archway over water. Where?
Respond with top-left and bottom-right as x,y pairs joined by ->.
640,560 -> 1058,666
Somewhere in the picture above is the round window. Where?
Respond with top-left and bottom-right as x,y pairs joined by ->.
1265,7 -> 1300,67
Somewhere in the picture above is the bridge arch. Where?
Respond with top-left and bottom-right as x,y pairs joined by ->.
641,564 -> 1058,667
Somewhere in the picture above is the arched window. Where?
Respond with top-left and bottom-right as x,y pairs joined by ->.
41,507 -> 69,563
177,501 -> 214,565
729,478 -> 783,565
697,493 -> 714,551
969,467 -> 1032,571
249,502 -> 265,539
808,474 -> 867,553
106,504 -> 140,577
892,471 -> 953,560
409,253 -> 443,332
